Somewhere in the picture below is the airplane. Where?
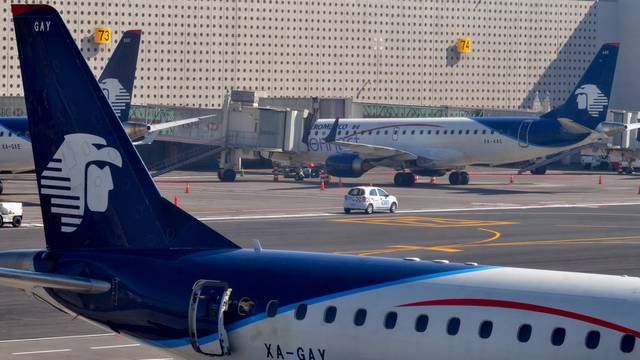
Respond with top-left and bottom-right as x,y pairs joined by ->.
0,28 -> 206,194
2,4 -> 640,360
280,43 -> 634,186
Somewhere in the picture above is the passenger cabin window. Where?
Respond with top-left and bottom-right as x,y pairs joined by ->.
324,306 -> 337,323
482,130 -> 487,134
443,130 -> 447,135
585,330 -> 600,350
517,324 -> 532,343
419,130 -> 424,135
473,130 -> 478,134
435,130 -> 440,135
490,130 -> 495,135
621,334 -> 636,353
465,130 -> 470,135
447,317 -> 461,336
479,321 -> 493,339
0,132 -> 3,137
458,130 -> 463,135
337,131 -> 342,135
384,312 -> 398,329
354,309 -> 367,326
314,131 -> 319,135
384,130 -> 388,135
368,131 -> 372,135
402,130 -> 406,135
415,314 -> 429,333
551,327 -> 566,346
294,303 -> 307,320
369,189 -> 378,196
411,130 -> 415,135
266,300 -> 279,318
376,130 -> 380,135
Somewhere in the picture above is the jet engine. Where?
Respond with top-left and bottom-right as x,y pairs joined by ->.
325,153 -> 373,178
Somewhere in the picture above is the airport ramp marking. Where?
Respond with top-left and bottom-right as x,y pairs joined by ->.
334,216 -> 516,228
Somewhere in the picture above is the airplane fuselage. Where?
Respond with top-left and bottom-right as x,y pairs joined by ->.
20,249 -> 640,360
275,116 -> 602,171
0,117 -> 33,172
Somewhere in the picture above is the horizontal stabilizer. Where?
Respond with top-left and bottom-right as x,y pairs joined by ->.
0,267 -> 110,294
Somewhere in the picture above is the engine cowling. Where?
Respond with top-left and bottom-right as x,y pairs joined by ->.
325,153 -> 372,178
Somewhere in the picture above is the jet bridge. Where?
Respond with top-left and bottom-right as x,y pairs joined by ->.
216,90 -> 309,182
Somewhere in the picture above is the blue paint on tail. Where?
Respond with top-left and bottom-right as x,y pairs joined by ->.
543,43 -> 620,130
13,5 -> 238,250
97,30 -> 141,123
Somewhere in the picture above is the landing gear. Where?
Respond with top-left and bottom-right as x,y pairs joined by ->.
448,171 -> 470,185
0,179 -> 3,195
217,169 -> 237,182
530,166 -> 547,175
393,172 -> 416,187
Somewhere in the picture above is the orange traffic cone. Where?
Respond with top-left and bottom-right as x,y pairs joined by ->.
598,176 -> 603,185
430,177 -> 436,184
173,196 -> 181,207
185,183 -> 191,194
509,175 -> 514,184
321,180 -> 326,191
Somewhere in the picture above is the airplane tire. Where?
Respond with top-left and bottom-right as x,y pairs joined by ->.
530,166 -> 547,175
344,208 -> 351,214
219,169 -> 237,182
460,172 -> 470,185
394,173 -> 415,187
0,180 -> 3,195
449,171 -> 461,185
393,173 -> 403,186
365,204 -> 374,214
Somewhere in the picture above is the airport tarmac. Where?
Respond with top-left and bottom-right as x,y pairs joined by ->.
1,167 -> 640,359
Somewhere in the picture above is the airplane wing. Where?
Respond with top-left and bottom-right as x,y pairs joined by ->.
332,140 -> 418,161
324,118 -> 419,161
0,267 -> 111,294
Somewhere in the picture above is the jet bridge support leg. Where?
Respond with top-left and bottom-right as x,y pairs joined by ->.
217,150 -> 239,182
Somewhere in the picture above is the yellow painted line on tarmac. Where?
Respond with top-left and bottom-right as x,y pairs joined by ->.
461,235 -> 640,249
335,216 -> 516,228
336,227 -> 502,256
557,224 -> 640,229
335,233 -> 640,257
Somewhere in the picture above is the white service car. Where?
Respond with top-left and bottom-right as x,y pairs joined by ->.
343,186 -> 398,214
0,202 -> 23,228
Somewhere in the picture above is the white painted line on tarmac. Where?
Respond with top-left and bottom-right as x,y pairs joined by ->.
0,333 -> 113,343
12,349 -> 71,355
90,343 -> 140,350
198,201 -> 640,222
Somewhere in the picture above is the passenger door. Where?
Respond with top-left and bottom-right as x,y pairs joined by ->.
518,120 -> 534,148
368,188 -> 380,209
377,188 -> 391,208
188,280 -> 232,357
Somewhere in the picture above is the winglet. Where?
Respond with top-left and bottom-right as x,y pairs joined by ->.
324,118 -> 340,143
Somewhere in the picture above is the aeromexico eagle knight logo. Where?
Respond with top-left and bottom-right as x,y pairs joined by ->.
575,84 -> 609,117
99,78 -> 130,119
39,134 -> 123,233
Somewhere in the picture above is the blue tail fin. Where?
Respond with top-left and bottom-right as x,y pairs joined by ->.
12,5 -> 238,251
97,30 -> 141,123
545,43 -> 620,130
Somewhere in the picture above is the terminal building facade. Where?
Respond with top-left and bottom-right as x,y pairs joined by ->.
1,0 -> 638,115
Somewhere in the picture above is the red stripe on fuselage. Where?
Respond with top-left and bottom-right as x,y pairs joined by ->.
399,298 -> 640,337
